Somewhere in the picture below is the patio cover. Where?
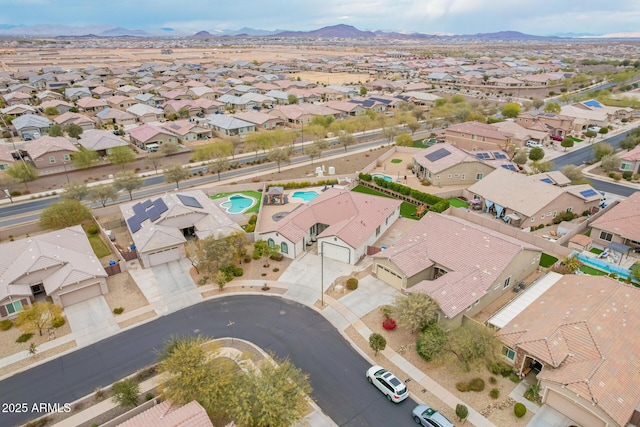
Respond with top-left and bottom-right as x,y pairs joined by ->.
606,241 -> 631,254
494,203 -> 504,217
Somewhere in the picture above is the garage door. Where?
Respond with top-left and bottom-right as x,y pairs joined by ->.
545,390 -> 606,427
321,242 -> 351,264
376,264 -> 403,289
59,283 -> 102,307
148,247 -> 181,267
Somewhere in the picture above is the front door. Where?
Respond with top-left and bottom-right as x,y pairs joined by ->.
31,283 -> 45,296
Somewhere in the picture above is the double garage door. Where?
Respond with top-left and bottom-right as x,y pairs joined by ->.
545,390 -> 605,427
59,283 -> 102,307
147,247 -> 181,267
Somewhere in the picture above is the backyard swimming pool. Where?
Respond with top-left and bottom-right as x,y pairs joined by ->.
372,173 -> 393,182
220,194 -> 256,214
291,191 -> 319,202
575,252 -> 634,281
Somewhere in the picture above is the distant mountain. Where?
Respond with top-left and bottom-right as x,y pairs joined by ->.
461,30 -> 559,40
190,31 -> 217,39
274,24 -> 377,38
225,27 -> 281,36
100,27 -> 149,37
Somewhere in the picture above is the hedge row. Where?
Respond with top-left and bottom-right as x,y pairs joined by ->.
358,173 -> 449,213
268,179 -> 338,190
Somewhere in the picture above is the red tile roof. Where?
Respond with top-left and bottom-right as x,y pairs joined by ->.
590,191 -> 640,242
498,275 -> 640,427
116,400 -> 214,427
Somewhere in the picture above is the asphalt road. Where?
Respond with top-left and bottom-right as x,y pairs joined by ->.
0,295 -> 419,427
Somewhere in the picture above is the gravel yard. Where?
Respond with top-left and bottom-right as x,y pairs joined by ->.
103,271 -> 150,314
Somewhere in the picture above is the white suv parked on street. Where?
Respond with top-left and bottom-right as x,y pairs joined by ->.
526,140 -> 543,148
366,365 -> 409,403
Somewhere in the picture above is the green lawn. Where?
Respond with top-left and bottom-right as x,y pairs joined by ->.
390,158 -> 403,164
88,234 -> 111,258
210,190 -> 262,214
447,198 -> 469,208
539,253 -> 558,268
589,247 -> 603,255
571,137 -> 584,143
579,265 -> 608,276
352,185 -> 418,220
412,138 -> 436,148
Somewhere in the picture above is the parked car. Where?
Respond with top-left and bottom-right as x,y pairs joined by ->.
588,125 -> 601,132
526,140 -> 544,148
550,135 -> 563,141
365,365 -> 409,403
412,404 -> 455,427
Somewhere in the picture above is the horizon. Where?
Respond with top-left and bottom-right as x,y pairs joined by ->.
0,0 -> 639,37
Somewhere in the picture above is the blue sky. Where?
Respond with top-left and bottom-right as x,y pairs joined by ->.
1,0 -> 639,36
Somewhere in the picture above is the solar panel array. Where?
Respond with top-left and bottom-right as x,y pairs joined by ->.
501,164 -> 518,171
493,152 -> 507,159
476,152 -> 491,159
540,178 -> 554,184
580,189 -> 598,198
177,194 -> 203,209
425,148 -> 451,162
126,198 -> 169,234
584,100 -> 602,109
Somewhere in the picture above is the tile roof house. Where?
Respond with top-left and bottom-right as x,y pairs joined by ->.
516,112 -> 574,139
120,190 -> 243,268
0,104 -> 35,117
95,108 -> 137,126
232,111 -> 285,130
76,97 -> 108,113
444,121 -> 514,152
53,112 -> 97,130
589,191 -> 640,250
162,120 -> 212,144
116,401 -> 214,427
126,104 -> 165,123
78,130 -> 130,156
0,144 -> 15,170
40,100 -> 74,114
619,145 -> 640,175
491,120 -> 550,148
25,136 -> 79,170
206,115 -> 255,139
412,142 -> 503,186
12,114 -> 52,139
497,274 -> 640,427
0,225 -> 108,316
257,188 -> 401,264
464,168 -> 602,228
372,212 -> 541,327
129,124 -> 178,151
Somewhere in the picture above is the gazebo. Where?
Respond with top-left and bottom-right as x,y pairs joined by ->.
266,186 -> 285,205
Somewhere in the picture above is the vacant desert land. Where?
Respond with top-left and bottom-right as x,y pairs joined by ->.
290,71 -> 372,85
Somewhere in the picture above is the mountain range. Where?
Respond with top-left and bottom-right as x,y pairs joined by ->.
0,23 -> 637,39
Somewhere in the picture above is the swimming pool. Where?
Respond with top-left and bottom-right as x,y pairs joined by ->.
372,173 -> 393,182
220,194 -> 256,214
291,191 -> 319,202
574,252 -> 634,281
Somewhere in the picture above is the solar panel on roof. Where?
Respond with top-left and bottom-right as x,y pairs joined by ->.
127,216 -> 141,233
584,100 -> 602,108
177,194 -> 203,209
493,152 -> 507,159
476,152 -> 491,159
142,199 -> 152,208
132,202 -> 146,216
147,207 -> 161,222
580,189 -> 598,198
154,198 -> 168,214
501,164 -> 517,171
540,178 -> 554,184
425,148 -> 451,162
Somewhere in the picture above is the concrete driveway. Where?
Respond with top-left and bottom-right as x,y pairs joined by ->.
527,404 -> 578,427
279,253 -> 358,306
64,295 -> 119,346
149,259 -> 202,315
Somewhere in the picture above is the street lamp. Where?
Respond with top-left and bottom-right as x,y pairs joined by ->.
62,158 -> 70,184
226,320 -> 235,344
319,241 -> 325,307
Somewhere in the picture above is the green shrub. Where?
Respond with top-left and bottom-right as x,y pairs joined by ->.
197,276 -> 208,286
346,277 -> 358,290
0,319 -> 13,331
145,393 -> 154,401
252,249 -> 261,260
633,174 -> 640,181
514,402 -> 527,418
455,404 -> 468,421
358,173 -> 372,181
270,253 -> 283,261
16,333 -> 34,343
113,307 -> 124,315
456,381 -> 470,392
86,223 -> 99,235
468,377 -> 485,391
489,376 -> 497,384
245,223 -> 256,232
490,388 -> 500,399
487,360 -> 513,377
51,316 -> 66,328
509,373 -> 521,383
609,172 -> 622,181
248,214 -> 258,225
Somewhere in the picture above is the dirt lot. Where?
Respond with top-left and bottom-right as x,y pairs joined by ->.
103,271 -> 149,314
290,71 -> 372,85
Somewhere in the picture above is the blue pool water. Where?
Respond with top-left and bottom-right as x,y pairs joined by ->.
575,252 -> 634,281
372,173 -> 393,182
221,194 -> 255,214
291,191 -> 319,202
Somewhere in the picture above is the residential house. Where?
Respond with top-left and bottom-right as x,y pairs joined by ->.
495,274 -> 640,427
126,104 -> 165,123
115,401 -> 214,427
53,112 -> 96,131
193,98 -> 224,115
560,99 -> 633,130
264,89 -> 294,105
0,145 -> 15,170
40,100 -> 74,114
115,84 -> 143,97
12,114 -> 51,139
64,87 -> 92,101
134,93 -> 165,107
78,130 -> 130,156
129,124 -> 178,151
491,120 -> 550,148
91,86 -> 116,99
589,191 -> 640,251
162,120 -> 212,144
257,188 -> 401,264
95,108 -> 137,127
269,104 -> 341,127
35,90 -> 64,104
324,100 -> 365,117
1,104 -> 36,117
2,91 -> 33,106
25,136 -> 79,170
232,111 -> 284,130
0,225 -> 108,315
516,112 -> 574,139
619,145 -> 640,175
412,143 -> 502,186
372,212 -> 541,328
444,121 -> 514,152
104,95 -> 138,111
8,83 -> 36,95
186,86 -> 216,100
163,100 -> 202,118
206,115 -> 255,138
464,167 -> 602,228
76,97 -> 107,113
120,190 -> 242,268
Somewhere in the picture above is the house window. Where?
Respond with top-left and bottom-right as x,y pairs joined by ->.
267,238 -> 275,248
476,173 -> 483,180
376,225 -> 381,237
472,145 -> 477,151
531,217 -> 535,222
461,174 -> 466,180
447,174 -> 452,179
540,214 -> 545,220
49,156 -> 56,163
620,163 -> 631,171
503,277 -> 511,289
428,172 -> 432,179
63,154 -> 70,161
566,207 -> 572,212
4,300 -> 23,315
552,211 -> 557,218
281,242 -> 288,254
474,299 -> 480,306
501,345 -> 516,361
0,164 -> 7,170
599,231 -> 613,242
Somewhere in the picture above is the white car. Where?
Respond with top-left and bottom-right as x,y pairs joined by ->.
526,140 -> 543,148
366,365 -> 409,403
588,126 -> 601,132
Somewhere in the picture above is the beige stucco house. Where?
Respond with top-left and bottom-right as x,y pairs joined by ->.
443,121 -> 514,152
589,191 -> 640,251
